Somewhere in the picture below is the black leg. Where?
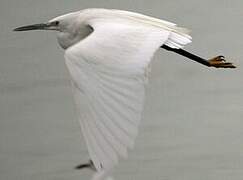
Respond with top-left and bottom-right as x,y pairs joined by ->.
161,45 -> 236,68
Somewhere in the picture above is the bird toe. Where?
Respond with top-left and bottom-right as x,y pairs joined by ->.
208,56 -> 236,68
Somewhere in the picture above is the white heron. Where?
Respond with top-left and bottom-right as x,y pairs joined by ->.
14,8 -> 235,180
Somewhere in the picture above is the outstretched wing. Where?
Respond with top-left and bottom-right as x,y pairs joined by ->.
65,19 -> 170,171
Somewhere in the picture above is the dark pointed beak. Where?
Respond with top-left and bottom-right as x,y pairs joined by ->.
13,23 -> 51,31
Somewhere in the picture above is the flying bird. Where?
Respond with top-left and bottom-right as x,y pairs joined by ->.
14,8 -> 236,180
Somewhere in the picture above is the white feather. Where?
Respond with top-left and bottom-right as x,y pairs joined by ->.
61,8 -> 192,177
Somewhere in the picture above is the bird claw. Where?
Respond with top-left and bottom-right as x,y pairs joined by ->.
208,56 -> 236,68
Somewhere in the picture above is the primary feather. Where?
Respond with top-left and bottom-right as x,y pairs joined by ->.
60,8 -> 192,179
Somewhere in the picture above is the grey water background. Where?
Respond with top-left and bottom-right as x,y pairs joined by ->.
1,0 -> 243,180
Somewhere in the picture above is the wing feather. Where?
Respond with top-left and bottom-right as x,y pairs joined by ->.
72,85 -> 103,171
65,19 -> 172,171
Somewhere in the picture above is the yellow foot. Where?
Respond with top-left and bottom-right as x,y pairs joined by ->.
208,56 -> 236,68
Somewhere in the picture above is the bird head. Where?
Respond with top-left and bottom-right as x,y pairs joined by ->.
13,11 -> 92,49
13,12 -> 80,32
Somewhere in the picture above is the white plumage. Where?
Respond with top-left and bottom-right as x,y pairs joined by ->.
62,8 -> 191,179
62,9 -> 191,179
14,8 -> 192,180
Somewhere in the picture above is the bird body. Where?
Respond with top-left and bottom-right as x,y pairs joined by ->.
58,8 -> 191,171
14,8 -> 235,180
50,9 -> 191,179
50,9 -> 191,49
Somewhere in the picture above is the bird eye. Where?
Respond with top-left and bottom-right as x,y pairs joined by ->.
55,21 -> 59,26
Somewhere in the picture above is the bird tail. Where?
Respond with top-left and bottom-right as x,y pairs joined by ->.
164,26 -> 192,49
